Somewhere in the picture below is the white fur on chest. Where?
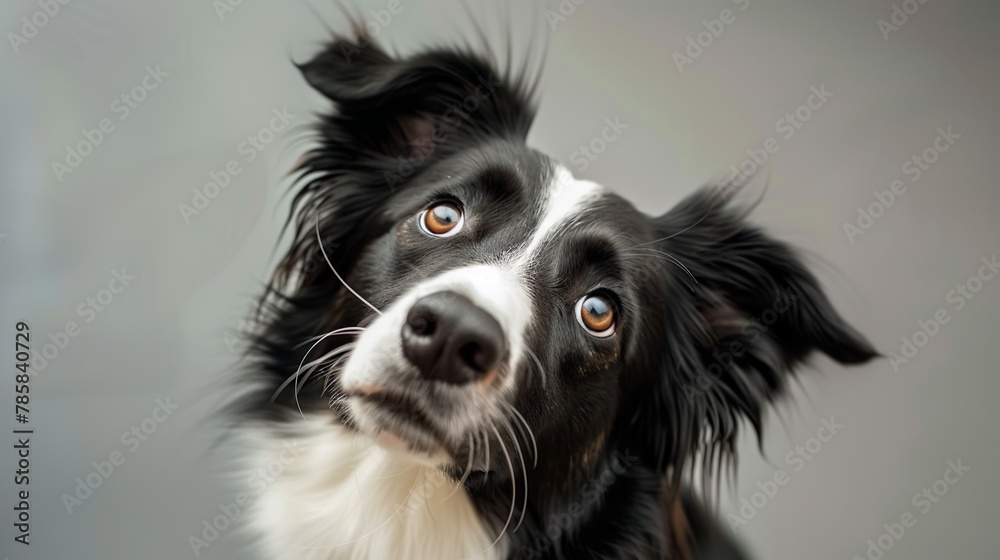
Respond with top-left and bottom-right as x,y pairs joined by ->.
243,417 -> 505,560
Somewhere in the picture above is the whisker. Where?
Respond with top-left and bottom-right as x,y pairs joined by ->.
500,415 -> 529,533
300,342 -> 356,372
319,355 -> 352,401
523,347 -> 547,389
466,424 -> 516,559
294,343 -> 356,419
483,426 -> 491,479
296,327 -> 366,348
328,395 -> 348,413
374,462 -> 421,480
461,432 -> 476,486
627,247 -> 699,287
441,432 -> 476,502
315,216 -> 383,316
503,401 -> 538,467
269,332 -> 353,406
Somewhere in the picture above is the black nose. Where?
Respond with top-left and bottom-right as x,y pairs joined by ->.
401,291 -> 506,384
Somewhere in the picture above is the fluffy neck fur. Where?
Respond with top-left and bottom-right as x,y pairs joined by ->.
241,416 -> 703,560
246,416 -> 505,560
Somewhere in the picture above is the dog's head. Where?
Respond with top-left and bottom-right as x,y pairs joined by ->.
257,34 -> 876,498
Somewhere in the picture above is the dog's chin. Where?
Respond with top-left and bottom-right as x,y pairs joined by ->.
344,391 -> 502,483
344,386 -> 462,469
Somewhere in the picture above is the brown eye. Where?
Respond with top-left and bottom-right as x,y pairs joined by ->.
419,203 -> 464,237
576,294 -> 616,337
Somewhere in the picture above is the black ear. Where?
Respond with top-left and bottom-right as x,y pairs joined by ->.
298,35 -> 538,154
272,32 -> 538,290
633,182 -> 877,481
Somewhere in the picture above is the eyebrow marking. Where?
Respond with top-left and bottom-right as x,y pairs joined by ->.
514,166 -> 603,267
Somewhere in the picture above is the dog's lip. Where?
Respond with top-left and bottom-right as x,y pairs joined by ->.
346,384 -> 446,448
347,383 -> 386,398
345,385 -> 496,476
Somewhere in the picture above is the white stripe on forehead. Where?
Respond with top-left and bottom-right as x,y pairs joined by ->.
514,166 -> 603,266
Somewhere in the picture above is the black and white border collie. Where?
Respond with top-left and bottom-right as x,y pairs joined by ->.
231,29 -> 876,560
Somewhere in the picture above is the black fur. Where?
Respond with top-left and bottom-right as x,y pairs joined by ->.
237,31 -> 877,560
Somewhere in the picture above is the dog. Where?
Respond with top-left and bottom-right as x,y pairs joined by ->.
231,29 -> 877,560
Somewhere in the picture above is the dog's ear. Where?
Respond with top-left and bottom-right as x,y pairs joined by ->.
298,35 -> 537,158
273,34 -> 538,290
632,183 -> 877,479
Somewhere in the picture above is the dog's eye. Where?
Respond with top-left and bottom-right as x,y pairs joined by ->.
576,294 -> 616,337
419,203 -> 464,237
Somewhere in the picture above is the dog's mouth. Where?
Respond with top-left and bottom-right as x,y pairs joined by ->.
344,382 -> 501,478
347,384 -> 450,458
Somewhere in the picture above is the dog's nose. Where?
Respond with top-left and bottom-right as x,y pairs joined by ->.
401,291 -> 506,384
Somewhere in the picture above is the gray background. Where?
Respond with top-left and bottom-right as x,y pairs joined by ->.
2,0 -> 998,558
